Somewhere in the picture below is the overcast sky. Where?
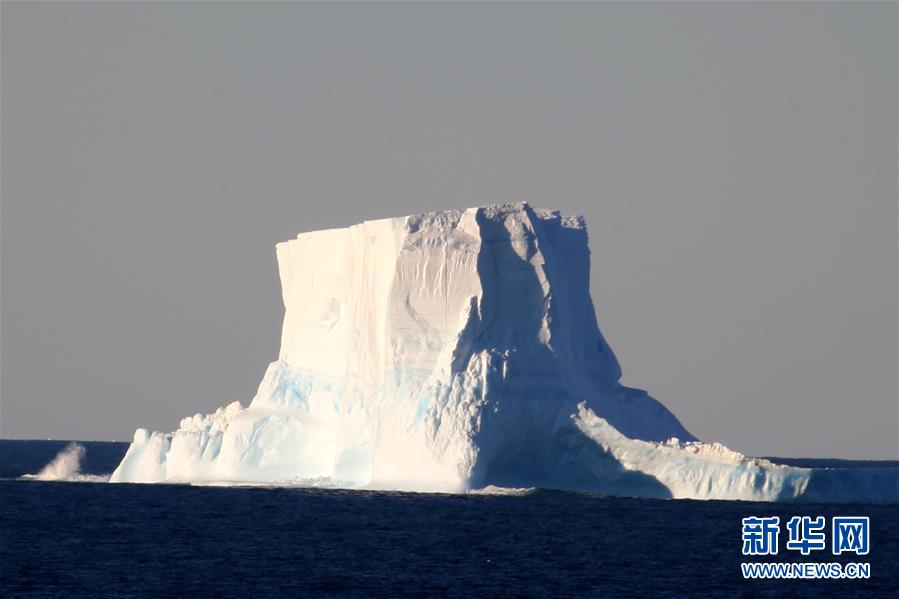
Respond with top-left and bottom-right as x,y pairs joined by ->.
2,2 -> 896,459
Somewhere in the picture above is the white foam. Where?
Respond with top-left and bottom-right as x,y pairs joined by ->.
24,442 -> 110,483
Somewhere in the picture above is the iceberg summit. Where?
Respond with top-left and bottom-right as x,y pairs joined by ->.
111,204 -> 897,502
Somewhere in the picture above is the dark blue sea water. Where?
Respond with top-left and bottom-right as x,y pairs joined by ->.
1,440 -> 896,597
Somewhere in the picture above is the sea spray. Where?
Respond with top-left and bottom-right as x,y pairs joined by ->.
25,443 -> 109,482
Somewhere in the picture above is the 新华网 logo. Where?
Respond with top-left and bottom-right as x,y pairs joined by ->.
741,515 -> 869,556
740,515 -> 871,580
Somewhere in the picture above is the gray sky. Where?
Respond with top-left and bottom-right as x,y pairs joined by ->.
2,2 -> 896,459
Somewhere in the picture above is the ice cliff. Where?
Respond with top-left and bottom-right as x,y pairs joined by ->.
110,204 -> 897,502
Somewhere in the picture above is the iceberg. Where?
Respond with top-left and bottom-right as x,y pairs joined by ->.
110,203 -> 897,502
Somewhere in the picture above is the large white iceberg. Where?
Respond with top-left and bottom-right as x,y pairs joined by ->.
110,204 -> 897,502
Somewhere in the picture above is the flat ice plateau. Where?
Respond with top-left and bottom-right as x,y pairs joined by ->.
111,204 -> 897,502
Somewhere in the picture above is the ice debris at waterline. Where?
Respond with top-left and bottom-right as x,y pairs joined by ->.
110,204 -> 897,502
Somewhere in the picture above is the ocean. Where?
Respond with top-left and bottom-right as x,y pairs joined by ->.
0,440 -> 896,597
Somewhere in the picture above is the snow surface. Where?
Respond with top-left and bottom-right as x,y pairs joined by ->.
110,204 -> 897,503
